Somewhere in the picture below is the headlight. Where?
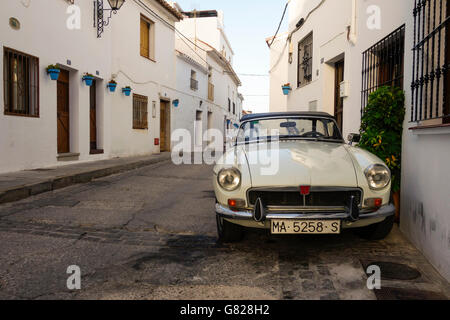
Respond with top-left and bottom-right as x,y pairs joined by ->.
217,168 -> 241,191
365,164 -> 391,190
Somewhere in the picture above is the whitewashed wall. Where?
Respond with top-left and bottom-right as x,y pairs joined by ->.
174,11 -> 241,148
175,13 -> 234,65
274,0 -> 352,135
0,0 -> 180,172
398,3 -> 450,282
109,0 -> 178,156
344,0 -> 410,138
269,33 -> 289,112
0,0 -> 112,173
174,52 -> 209,150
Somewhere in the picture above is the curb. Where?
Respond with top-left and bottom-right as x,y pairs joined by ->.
0,154 -> 171,205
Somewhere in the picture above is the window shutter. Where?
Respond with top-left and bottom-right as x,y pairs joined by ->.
140,19 -> 150,58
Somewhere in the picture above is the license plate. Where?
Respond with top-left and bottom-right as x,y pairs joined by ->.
271,220 -> 341,234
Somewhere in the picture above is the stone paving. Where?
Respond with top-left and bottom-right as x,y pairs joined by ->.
0,162 -> 448,300
0,153 -> 171,205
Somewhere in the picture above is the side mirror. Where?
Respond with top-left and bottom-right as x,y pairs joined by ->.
347,133 -> 361,145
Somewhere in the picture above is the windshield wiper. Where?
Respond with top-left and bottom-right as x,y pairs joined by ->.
315,137 -> 344,143
278,135 -> 301,139
280,135 -> 343,142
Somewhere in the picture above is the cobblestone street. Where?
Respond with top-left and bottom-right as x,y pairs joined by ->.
0,161 -> 448,300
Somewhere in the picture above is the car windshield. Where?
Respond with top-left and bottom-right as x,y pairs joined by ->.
236,117 -> 343,144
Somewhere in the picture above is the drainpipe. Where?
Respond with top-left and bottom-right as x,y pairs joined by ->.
348,0 -> 357,45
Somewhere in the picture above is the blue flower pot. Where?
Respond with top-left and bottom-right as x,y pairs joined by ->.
48,69 -> 60,81
282,86 -> 292,95
83,76 -> 94,86
107,83 -> 117,92
173,99 -> 179,107
122,88 -> 132,96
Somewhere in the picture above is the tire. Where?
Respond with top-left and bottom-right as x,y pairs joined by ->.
216,213 -> 244,243
356,215 -> 395,240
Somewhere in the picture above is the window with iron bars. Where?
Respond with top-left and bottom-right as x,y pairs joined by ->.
133,94 -> 148,130
297,33 -> 313,88
411,0 -> 450,124
361,26 -> 405,116
3,47 -> 39,117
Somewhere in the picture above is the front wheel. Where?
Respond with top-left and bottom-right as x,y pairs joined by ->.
216,214 -> 244,243
356,215 -> 394,240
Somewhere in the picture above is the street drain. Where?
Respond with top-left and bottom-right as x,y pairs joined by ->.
362,261 -> 421,280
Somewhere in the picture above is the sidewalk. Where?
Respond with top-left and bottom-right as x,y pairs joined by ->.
0,153 -> 172,205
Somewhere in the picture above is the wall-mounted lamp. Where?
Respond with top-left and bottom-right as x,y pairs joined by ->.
94,0 -> 126,38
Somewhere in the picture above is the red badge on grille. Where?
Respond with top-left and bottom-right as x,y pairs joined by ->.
300,185 -> 310,196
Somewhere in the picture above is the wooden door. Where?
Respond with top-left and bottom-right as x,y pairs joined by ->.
160,101 -> 167,152
334,61 -> 345,132
90,80 -> 97,151
57,70 -> 70,154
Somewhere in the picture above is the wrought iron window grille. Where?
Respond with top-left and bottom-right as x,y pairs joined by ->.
297,33 -> 313,87
361,25 -> 405,116
411,0 -> 449,123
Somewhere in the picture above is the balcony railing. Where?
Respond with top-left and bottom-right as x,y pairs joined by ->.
208,82 -> 214,101
190,78 -> 198,91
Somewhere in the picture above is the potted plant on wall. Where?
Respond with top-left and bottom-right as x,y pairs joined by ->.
122,86 -> 132,96
107,79 -> 117,92
282,83 -> 292,95
82,73 -> 95,86
358,86 -> 405,222
46,64 -> 61,81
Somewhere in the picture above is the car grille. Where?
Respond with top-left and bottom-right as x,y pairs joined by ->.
247,188 -> 362,208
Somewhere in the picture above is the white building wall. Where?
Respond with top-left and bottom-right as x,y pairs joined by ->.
282,0 -> 352,132
109,0 -> 178,156
174,13 -> 234,65
173,48 -> 239,151
174,9 -> 241,151
174,52 -> 209,150
397,4 -> 450,282
206,54 -> 239,124
237,94 -> 244,120
0,0 -> 180,173
344,0 -> 411,137
269,33 -> 289,112
0,0 -> 112,173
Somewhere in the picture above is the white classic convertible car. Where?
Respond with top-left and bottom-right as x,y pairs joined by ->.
213,112 -> 395,242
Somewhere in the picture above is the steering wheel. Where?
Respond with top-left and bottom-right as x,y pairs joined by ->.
301,131 -> 325,138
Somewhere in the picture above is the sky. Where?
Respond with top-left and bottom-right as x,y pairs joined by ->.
174,0 -> 289,113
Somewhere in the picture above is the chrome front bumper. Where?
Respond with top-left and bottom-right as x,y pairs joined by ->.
215,203 -> 395,222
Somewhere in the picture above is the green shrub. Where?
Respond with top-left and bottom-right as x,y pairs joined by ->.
46,64 -> 60,72
358,86 -> 405,192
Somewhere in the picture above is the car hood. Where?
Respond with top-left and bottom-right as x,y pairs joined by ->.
241,140 -> 358,188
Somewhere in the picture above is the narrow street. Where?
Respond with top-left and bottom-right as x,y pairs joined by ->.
0,161 -> 448,300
